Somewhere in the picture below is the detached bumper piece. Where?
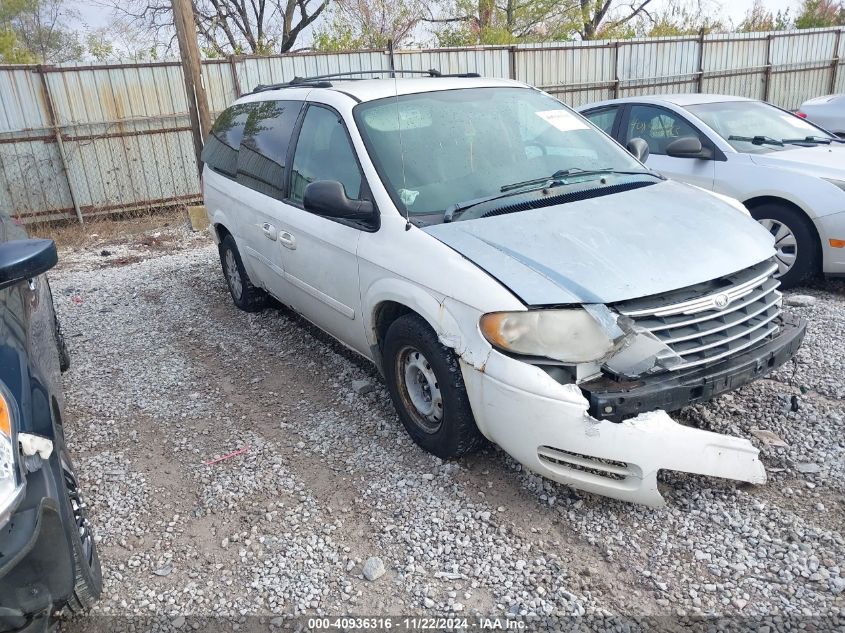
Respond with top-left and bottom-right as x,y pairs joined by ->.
582,314 -> 806,422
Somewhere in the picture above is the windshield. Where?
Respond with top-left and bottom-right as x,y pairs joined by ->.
686,100 -> 835,154
353,87 -> 647,217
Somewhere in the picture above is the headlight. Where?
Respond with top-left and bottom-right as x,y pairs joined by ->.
0,390 -> 23,524
480,309 -> 620,363
823,178 -> 845,193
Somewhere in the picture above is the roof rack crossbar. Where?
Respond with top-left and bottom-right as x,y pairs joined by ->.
251,69 -> 481,93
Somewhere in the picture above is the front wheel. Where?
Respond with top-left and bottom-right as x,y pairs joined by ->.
383,314 -> 484,459
749,203 -> 819,289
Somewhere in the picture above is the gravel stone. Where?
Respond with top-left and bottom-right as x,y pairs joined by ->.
49,223 -> 845,627
785,294 -> 816,307
362,557 -> 386,581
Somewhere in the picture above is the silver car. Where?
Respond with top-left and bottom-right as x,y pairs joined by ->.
798,94 -> 845,137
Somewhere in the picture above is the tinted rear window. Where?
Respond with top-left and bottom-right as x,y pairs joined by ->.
236,101 -> 303,200
202,103 -> 255,178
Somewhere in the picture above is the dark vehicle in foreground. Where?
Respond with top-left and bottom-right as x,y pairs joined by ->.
0,212 -> 101,632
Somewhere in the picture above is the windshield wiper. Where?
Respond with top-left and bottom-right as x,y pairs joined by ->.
444,169 -> 659,223
728,135 -> 784,147
781,135 -> 834,145
499,168 -> 655,192
444,189 -> 530,223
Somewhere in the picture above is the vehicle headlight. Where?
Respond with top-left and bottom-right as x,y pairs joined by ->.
480,309 -> 621,363
823,178 -> 845,193
0,390 -> 23,523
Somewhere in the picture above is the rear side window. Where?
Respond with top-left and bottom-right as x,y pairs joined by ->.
236,100 -> 303,200
584,107 -> 619,135
202,103 -> 254,178
290,105 -> 364,205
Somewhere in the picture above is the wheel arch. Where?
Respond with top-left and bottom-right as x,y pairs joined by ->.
743,195 -> 823,261
365,278 -> 495,379
212,222 -> 232,243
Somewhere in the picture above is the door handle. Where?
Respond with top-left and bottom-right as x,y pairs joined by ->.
279,231 -> 297,250
261,222 -> 277,240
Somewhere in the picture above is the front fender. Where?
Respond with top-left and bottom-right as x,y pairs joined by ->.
363,278 -> 493,371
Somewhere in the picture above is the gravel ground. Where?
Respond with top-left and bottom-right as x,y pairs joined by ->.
50,223 -> 844,631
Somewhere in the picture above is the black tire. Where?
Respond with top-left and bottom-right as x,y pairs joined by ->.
383,314 -> 484,459
749,203 -> 819,289
57,448 -> 102,614
55,314 -> 71,373
219,234 -> 267,312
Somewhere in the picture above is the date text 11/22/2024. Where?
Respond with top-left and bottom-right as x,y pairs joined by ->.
307,617 -> 525,630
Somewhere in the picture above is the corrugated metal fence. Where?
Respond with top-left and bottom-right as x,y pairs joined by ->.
1,27 -> 843,223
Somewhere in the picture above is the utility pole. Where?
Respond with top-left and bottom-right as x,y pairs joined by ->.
172,0 -> 212,175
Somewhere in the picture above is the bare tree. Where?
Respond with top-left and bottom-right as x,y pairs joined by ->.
1,0 -> 83,62
313,0 -> 425,49
577,0 -> 655,39
426,0 -> 656,44
110,0 -> 329,56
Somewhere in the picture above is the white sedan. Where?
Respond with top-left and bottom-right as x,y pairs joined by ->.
578,94 -> 845,287
799,94 -> 845,137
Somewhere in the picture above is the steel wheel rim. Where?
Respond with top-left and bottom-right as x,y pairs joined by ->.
224,249 -> 243,300
398,346 -> 443,434
62,458 -> 95,566
758,218 -> 798,277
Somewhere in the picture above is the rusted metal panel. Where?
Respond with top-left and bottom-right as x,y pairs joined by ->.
0,68 -> 48,134
0,139 -> 72,219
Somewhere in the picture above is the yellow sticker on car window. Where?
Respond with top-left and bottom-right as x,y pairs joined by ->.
536,110 -> 589,132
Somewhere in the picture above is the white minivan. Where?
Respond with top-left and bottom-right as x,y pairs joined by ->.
202,74 -> 805,506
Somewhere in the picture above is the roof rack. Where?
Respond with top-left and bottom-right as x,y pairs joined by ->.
251,69 -> 481,93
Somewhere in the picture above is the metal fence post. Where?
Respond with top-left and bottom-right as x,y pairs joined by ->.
763,34 -> 774,101
508,46 -> 516,80
613,41 -> 621,98
696,28 -> 706,92
36,65 -> 84,224
387,39 -> 396,77
830,29 -> 842,95
228,54 -> 242,97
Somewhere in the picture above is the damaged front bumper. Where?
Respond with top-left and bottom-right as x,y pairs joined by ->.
458,319 -> 806,506
582,314 -> 806,422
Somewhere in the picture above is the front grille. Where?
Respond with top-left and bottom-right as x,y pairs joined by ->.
614,260 -> 782,372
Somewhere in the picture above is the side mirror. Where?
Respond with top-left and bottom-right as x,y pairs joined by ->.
0,239 -> 58,290
665,136 -> 711,159
626,137 -> 650,163
303,181 -> 374,221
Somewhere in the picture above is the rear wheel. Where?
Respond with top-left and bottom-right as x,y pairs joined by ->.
749,203 -> 819,289
57,449 -> 102,614
219,234 -> 267,312
383,314 -> 484,459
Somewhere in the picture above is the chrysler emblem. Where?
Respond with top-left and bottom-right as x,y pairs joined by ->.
713,293 -> 730,309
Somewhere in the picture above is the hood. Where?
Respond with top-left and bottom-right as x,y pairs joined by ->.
749,144 -> 845,179
423,180 -> 775,305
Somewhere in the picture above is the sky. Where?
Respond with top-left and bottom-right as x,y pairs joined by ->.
73,0 -> 802,47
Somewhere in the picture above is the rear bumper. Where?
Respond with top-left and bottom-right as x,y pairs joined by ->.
581,314 -> 806,422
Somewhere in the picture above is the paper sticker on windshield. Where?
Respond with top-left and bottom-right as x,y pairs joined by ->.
781,113 -> 815,130
536,110 -> 589,132
399,189 -> 419,206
